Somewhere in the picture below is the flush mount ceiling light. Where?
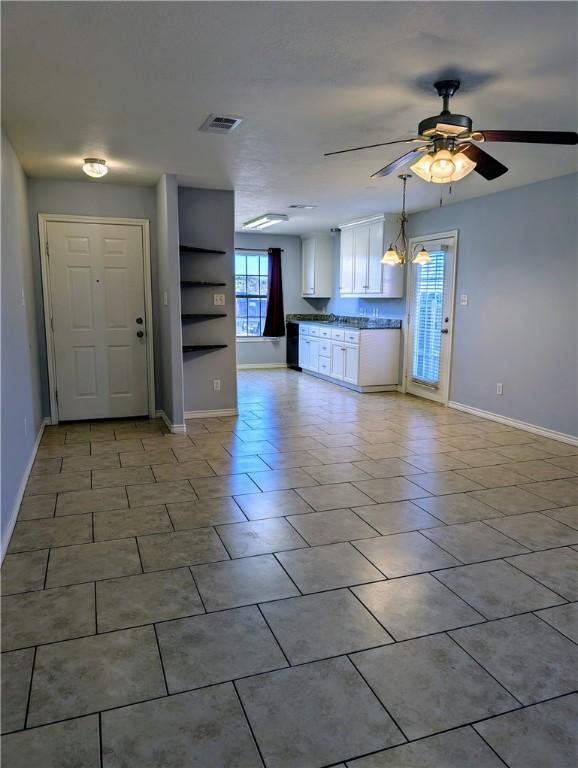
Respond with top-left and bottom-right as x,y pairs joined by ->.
288,204 -> 317,210
410,147 -> 476,183
82,158 -> 108,178
380,174 -> 430,267
242,214 -> 289,230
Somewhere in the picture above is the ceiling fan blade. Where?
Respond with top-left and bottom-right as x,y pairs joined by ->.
324,138 -> 422,157
371,147 -> 428,178
476,130 -> 578,145
462,144 -> 508,180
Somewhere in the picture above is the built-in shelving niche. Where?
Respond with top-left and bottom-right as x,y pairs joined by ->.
182,344 -> 228,353
179,244 -> 228,357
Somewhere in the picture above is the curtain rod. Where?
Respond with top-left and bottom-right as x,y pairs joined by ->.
235,247 -> 284,253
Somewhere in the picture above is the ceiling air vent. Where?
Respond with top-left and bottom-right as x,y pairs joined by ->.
199,114 -> 243,134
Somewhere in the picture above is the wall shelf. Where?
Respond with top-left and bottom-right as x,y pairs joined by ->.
180,244 -> 226,255
183,344 -> 228,353
181,313 -> 227,322
180,281 -> 226,288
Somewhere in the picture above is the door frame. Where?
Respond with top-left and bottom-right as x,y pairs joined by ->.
401,229 -> 458,405
38,214 -> 155,424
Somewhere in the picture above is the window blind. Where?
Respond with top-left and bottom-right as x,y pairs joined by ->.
411,251 -> 446,387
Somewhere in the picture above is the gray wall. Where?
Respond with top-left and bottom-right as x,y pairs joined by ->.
156,174 -> 184,426
1,131 -> 44,552
178,187 -> 237,412
409,172 -> 578,438
234,232 -> 325,365
326,233 -> 406,321
26,178 -> 162,415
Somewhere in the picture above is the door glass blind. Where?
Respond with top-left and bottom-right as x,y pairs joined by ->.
411,251 -> 445,387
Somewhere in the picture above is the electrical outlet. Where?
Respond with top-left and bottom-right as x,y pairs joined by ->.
460,294 -> 468,306
496,383 -> 503,396
213,294 -> 225,306
213,379 -> 221,391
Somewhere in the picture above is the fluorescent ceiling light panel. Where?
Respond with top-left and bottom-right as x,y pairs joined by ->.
242,214 -> 289,230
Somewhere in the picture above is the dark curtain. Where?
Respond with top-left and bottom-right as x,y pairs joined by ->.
263,247 -> 285,337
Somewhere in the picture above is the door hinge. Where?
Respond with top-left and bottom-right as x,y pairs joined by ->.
55,389 -> 59,402
46,242 -> 50,259
50,317 -> 54,333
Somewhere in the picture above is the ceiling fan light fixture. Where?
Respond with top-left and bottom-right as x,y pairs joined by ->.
82,158 -> 108,178
410,148 -> 476,183
381,244 -> 403,265
449,150 -> 477,181
412,245 -> 431,265
430,149 -> 456,181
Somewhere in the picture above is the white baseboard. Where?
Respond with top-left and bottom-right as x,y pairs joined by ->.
155,410 -> 187,434
184,408 -> 239,419
1,418 -> 49,563
448,401 -> 578,446
237,363 -> 287,370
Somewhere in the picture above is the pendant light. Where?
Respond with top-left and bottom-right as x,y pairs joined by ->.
381,174 -> 430,266
413,245 -> 431,265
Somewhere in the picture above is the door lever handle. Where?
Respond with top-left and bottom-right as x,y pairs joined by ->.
440,328 -> 449,334
137,330 -> 144,338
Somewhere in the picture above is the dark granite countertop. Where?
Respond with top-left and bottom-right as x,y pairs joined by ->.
286,313 -> 402,330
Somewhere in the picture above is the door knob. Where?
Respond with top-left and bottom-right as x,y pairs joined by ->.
441,328 -> 449,334
136,317 -> 143,324
137,330 -> 144,338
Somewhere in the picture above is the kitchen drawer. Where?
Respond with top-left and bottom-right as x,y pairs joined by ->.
331,329 -> 345,341
318,357 -> 330,375
319,327 -> 332,339
319,340 -> 331,357
308,326 -> 320,337
344,330 -> 360,344
299,324 -> 310,336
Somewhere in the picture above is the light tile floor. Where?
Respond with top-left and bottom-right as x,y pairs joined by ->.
2,369 -> 577,767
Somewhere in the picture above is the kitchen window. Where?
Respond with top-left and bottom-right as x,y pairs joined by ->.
235,251 -> 269,337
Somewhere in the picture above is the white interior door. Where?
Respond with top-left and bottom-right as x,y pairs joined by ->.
46,221 -> 149,421
405,232 -> 457,404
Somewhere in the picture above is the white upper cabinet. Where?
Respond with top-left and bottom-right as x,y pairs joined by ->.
301,234 -> 333,298
339,228 -> 354,294
339,215 -> 404,298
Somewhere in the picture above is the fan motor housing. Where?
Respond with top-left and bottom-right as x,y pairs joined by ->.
418,113 -> 473,138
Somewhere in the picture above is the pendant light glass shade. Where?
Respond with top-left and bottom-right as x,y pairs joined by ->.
410,149 -> 476,183
412,246 -> 431,265
381,244 -> 402,265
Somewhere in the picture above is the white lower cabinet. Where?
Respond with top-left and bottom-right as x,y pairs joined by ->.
299,335 -> 319,372
330,343 -> 359,384
298,323 -> 400,392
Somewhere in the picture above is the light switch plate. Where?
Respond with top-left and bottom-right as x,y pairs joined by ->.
163,291 -> 168,306
460,294 -> 468,306
213,294 -> 226,306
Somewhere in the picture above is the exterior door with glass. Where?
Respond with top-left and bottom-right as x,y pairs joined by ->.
405,232 -> 457,404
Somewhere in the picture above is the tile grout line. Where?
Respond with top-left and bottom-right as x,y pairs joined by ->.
444,632 -> 525,707
22,645 -> 37,730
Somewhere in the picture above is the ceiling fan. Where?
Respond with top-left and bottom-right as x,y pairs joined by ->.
325,80 -> 578,183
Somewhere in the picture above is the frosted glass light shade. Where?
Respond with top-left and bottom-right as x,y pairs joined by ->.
82,158 -> 108,178
412,246 -> 431,265
381,245 -> 402,265
411,149 -> 476,183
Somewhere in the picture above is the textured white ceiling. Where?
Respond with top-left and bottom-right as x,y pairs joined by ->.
2,1 -> 577,234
